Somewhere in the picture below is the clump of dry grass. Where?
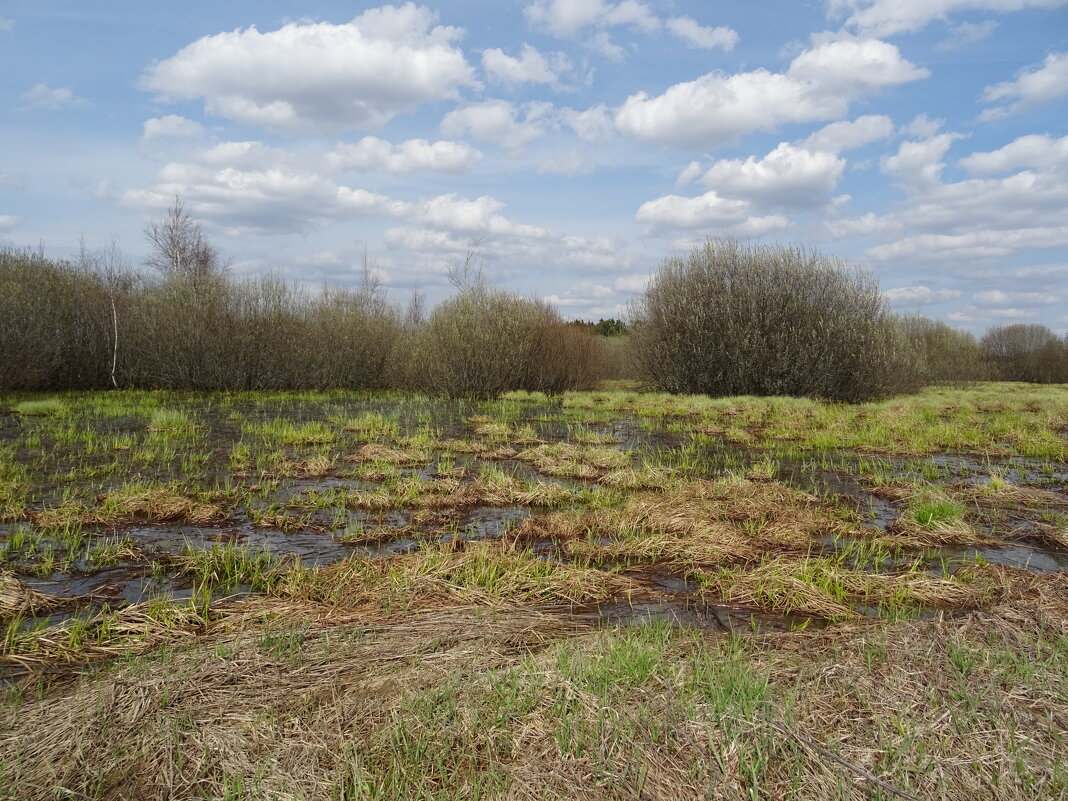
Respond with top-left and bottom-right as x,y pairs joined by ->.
33,486 -> 225,528
345,443 -> 428,466
515,442 -> 631,479
281,540 -> 637,611
270,455 -> 335,478
511,478 -> 857,568
702,555 -> 1016,621
0,572 -> 76,620
599,465 -> 674,490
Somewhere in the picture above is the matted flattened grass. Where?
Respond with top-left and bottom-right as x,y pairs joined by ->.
1,572 -> 1065,801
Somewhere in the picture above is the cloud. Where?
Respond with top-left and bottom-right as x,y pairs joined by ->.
676,161 -> 703,186
538,150 -> 593,176
0,17 -> 13,31
141,115 -> 207,144
972,289 -> 1058,305
665,17 -> 738,50
981,51 -> 1068,118
440,99 -> 551,150
326,136 -> 482,174
937,19 -> 998,49
635,189 -> 791,235
19,83 -> 88,111
482,44 -> 572,86
827,0 -> 1067,37
558,104 -> 615,142
959,133 -> 1068,174
867,226 -> 1068,262
884,285 -> 962,305
140,4 -> 478,133
0,215 -> 20,232
799,114 -> 894,153
699,143 -> 846,206
524,0 -> 659,37
119,137 -> 551,242
881,133 -> 964,189
615,37 -> 927,148
902,113 -> 944,138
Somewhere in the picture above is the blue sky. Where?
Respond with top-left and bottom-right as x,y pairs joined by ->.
2,0 -> 1066,332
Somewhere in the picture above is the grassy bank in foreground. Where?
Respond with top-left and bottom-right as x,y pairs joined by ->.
2,569 -> 1066,800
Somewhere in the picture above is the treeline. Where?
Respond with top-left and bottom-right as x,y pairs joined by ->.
1,231 -> 1065,400
0,245 -> 613,397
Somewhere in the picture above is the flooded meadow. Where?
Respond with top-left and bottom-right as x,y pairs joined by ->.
1,383 -> 1066,799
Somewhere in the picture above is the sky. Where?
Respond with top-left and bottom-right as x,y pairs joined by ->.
1,0 -> 1067,333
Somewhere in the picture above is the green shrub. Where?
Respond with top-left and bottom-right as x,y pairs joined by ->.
407,288 -> 603,399
630,240 -> 922,402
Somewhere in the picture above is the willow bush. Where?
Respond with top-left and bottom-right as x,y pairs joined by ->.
899,315 -> 987,387
981,324 -> 1068,384
631,240 -> 922,402
405,288 -> 603,399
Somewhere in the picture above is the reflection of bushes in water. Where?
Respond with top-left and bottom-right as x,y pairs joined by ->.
403,287 -> 605,399
630,240 -> 923,402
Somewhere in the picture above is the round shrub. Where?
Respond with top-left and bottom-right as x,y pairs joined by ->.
406,288 -> 603,399
630,240 -> 921,402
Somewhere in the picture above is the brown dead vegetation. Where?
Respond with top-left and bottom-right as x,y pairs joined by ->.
33,488 -> 225,528
1,569 -> 1064,801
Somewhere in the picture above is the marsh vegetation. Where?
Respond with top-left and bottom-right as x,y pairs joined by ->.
0,384 -> 1066,799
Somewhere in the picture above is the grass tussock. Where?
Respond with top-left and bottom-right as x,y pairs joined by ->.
280,540 -> 637,611
345,443 -> 429,466
515,442 -> 631,479
0,572 -> 77,620
511,478 -> 857,568
702,556 -> 1016,621
34,486 -> 225,528
12,398 -> 67,417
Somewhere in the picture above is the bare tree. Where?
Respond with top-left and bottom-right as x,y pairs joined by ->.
446,236 -> 487,292
144,196 -> 221,282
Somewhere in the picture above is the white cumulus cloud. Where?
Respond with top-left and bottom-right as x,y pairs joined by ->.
799,114 -> 895,153
665,17 -> 738,50
827,0 -> 1067,37
19,83 -> 88,111
482,44 -> 571,86
884,285 -> 962,305
139,4 -> 479,133
326,137 -> 482,174
981,51 -> 1068,118
440,100 -> 551,150
700,143 -> 846,206
615,37 -> 927,149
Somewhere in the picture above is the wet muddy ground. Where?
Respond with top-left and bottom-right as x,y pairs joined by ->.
2,388 -> 1066,640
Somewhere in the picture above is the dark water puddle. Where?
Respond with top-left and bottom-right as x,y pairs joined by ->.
573,598 -> 813,633
938,544 -> 1068,573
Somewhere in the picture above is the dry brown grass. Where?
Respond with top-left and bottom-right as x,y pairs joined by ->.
0,572 -> 78,620
1,571 -> 1065,800
270,455 -> 335,478
33,487 -> 225,528
345,443 -> 428,466
515,442 -> 631,479
702,556 -> 1016,621
513,478 -> 857,568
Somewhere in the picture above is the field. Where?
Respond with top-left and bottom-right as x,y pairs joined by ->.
1,383 -> 1067,800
